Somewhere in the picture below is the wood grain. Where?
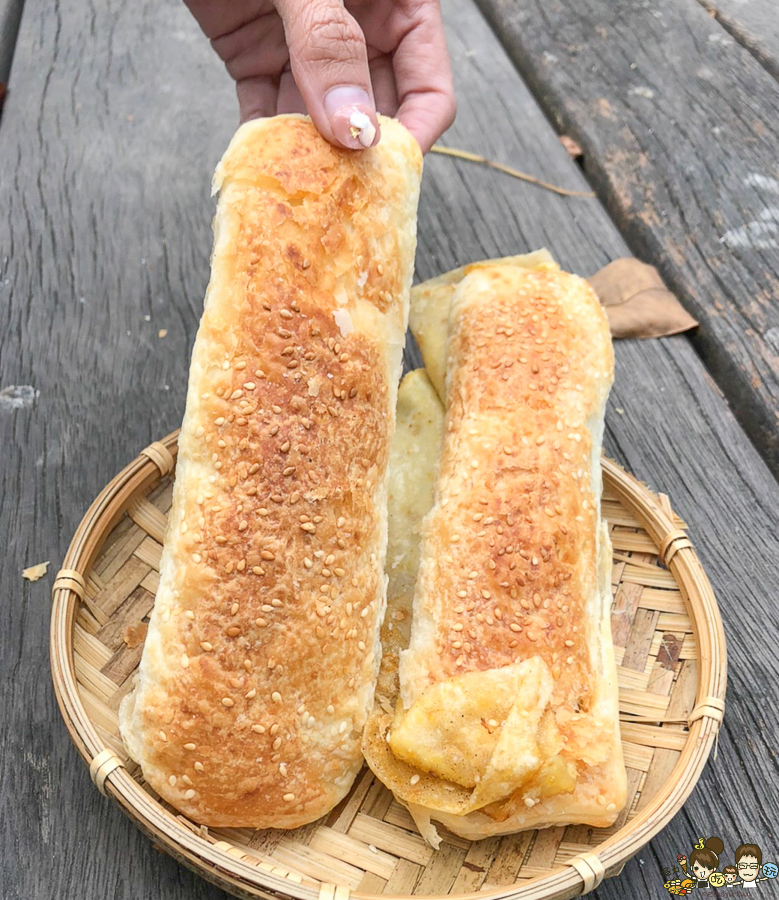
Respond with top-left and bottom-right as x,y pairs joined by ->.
699,0 -> 779,80
477,0 -> 779,477
1,0 -> 778,898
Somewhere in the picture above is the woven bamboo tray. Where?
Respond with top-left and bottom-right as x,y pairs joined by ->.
50,431 -> 726,900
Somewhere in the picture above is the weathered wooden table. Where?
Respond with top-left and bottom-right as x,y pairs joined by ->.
2,0 -> 778,897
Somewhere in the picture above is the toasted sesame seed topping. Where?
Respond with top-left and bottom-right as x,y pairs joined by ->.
251,724 -> 265,734
184,789 -> 196,800
272,692 -> 282,703
181,654 -> 189,668
222,698 -> 234,707
200,641 -> 213,652
283,793 -> 295,802
410,774 -> 421,785
194,761 -> 204,771
183,742 -> 196,751
158,731 -> 167,742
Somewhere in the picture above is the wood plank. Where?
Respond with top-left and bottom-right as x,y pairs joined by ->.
477,0 -> 779,476
700,0 -> 779,81
1,0 -> 778,899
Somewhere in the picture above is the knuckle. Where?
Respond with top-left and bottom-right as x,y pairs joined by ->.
302,5 -> 364,59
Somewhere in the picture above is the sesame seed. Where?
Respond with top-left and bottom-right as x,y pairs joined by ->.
251,724 -> 265,734
222,698 -> 234,707
181,654 -> 189,668
200,641 -> 213,651
168,775 -> 177,786
252,567 -> 265,576
272,692 -> 282,703
410,774 -> 420,785
194,761 -> 204,771
158,731 -> 167,742
283,793 -> 295,802
231,603 -> 239,615
564,639 -> 575,647
185,609 -> 195,619
183,742 -> 196,751
238,521 -> 248,531
261,550 -> 275,560
227,626 -> 240,637
184,789 -> 196,800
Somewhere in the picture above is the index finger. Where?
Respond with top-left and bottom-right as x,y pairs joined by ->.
391,0 -> 456,153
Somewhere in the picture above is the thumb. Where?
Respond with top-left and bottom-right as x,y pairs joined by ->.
276,0 -> 379,149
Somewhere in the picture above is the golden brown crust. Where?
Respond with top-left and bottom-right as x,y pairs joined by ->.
120,115 -> 421,828
364,264 -> 626,840
402,267 -> 613,704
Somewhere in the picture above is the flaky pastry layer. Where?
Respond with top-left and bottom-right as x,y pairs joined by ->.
364,259 -> 627,842
120,115 -> 421,828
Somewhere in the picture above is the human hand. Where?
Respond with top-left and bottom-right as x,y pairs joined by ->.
184,0 -> 456,153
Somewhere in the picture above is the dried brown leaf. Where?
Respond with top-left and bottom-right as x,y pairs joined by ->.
589,258 -> 699,339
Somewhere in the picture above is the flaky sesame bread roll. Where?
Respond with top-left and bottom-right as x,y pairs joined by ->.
363,263 -> 626,843
120,115 -> 421,828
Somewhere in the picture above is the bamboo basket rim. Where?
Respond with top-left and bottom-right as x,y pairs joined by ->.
50,430 -> 727,900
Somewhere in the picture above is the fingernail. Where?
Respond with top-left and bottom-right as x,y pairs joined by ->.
324,86 -> 378,149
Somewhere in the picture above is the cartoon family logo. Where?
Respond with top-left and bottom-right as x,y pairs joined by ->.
661,838 -> 778,895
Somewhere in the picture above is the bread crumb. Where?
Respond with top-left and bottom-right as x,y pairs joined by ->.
124,621 -> 149,648
22,561 -> 50,582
